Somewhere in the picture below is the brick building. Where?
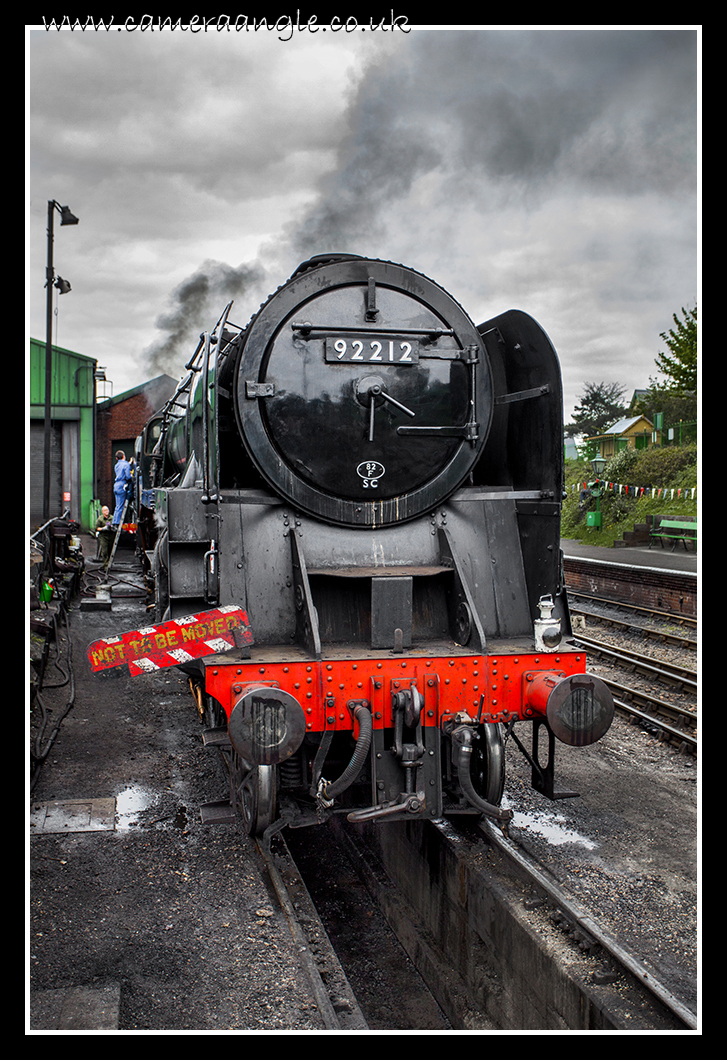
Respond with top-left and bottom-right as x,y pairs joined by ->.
96,375 -> 177,513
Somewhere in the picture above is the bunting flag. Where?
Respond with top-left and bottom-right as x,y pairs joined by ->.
573,482 -> 696,500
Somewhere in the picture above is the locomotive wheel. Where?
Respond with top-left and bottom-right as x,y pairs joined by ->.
470,723 -> 506,806
236,759 -> 277,836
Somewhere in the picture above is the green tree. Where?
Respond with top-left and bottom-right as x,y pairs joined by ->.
565,381 -> 627,438
632,385 -> 697,428
654,305 -> 697,392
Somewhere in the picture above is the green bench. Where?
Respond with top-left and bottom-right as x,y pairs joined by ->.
649,518 -> 697,552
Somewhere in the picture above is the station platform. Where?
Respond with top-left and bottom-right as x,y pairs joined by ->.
561,537 -> 697,617
561,537 -> 698,575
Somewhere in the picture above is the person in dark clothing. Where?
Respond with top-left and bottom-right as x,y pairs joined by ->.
95,504 -> 114,570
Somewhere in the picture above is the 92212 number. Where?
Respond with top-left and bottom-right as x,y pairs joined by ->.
325,336 -> 419,364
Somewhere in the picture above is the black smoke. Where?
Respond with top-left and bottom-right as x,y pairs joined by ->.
144,29 -> 696,374
284,28 -> 696,257
144,258 -> 265,377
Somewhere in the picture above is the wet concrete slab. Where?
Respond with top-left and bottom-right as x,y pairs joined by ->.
30,984 -> 121,1031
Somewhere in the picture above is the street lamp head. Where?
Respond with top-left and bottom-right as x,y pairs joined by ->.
590,454 -> 607,476
54,276 -> 72,294
58,205 -> 79,226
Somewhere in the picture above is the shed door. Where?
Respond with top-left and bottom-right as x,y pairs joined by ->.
29,421 -> 62,530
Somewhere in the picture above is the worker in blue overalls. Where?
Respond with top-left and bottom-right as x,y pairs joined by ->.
112,450 -> 134,527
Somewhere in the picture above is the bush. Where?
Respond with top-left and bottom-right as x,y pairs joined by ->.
624,444 -> 697,489
604,447 -> 640,483
562,447 -> 697,546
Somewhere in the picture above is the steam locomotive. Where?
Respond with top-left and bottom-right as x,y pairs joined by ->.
135,254 -> 614,836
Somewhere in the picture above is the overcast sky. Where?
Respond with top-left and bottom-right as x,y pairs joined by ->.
28,24 -> 699,423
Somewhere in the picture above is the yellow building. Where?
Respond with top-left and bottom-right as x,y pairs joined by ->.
587,415 -> 660,460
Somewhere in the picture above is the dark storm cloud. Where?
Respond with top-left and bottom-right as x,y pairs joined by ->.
449,29 -> 695,194
30,31 -> 354,204
29,29 -> 365,375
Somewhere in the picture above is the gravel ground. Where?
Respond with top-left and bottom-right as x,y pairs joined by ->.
572,597 -> 697,667
29,559 -> 327,1032
500,708 -> 698,1012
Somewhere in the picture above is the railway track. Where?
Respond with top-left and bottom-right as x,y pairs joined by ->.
568,589 -> 697,632
257,822 -> 455,1030
572,611 -> 696,653
476,818 -> 698,1031
225,589 -> 699,1030
567,590 -> 699,753
570,633 -> 697,752
573,634 -> 697,690
255,829 -> 370,1030
254,813 -> 697,1031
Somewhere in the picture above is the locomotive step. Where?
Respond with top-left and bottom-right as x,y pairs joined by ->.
306,564 -> 452,578
199,800 -> 236,826
202,726 -> 231,748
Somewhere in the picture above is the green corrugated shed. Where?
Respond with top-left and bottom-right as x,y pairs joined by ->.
29,337 -> 96,408
29,338 -> 97,530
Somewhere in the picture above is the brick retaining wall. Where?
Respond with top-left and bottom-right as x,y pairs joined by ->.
563,557 -> 697,618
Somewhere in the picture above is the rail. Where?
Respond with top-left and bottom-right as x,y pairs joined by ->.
567,589 -> 697,630
478,818 -> 698,1030
255,829 -> 368,1031
571,634 -> 697,751
569,604 -> 697,650
608,689 -> 697,751
572,634 -> 697,692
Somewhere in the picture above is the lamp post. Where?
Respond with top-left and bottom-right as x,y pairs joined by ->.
43,200 -> 79,522
587,454 -> 607,530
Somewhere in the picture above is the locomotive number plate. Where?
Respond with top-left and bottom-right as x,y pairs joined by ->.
325,335 -> 420,364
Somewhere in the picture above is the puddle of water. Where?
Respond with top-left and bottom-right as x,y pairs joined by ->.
115,786 -> 156,830
507,804 -> 597,850
114,786 -> 189,831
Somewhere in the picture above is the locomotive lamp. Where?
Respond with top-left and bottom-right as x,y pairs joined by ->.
534,594 -> 562,651
587,453 -> 607,529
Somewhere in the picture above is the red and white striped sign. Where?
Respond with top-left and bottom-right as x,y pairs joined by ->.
87,605 -> 253,676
